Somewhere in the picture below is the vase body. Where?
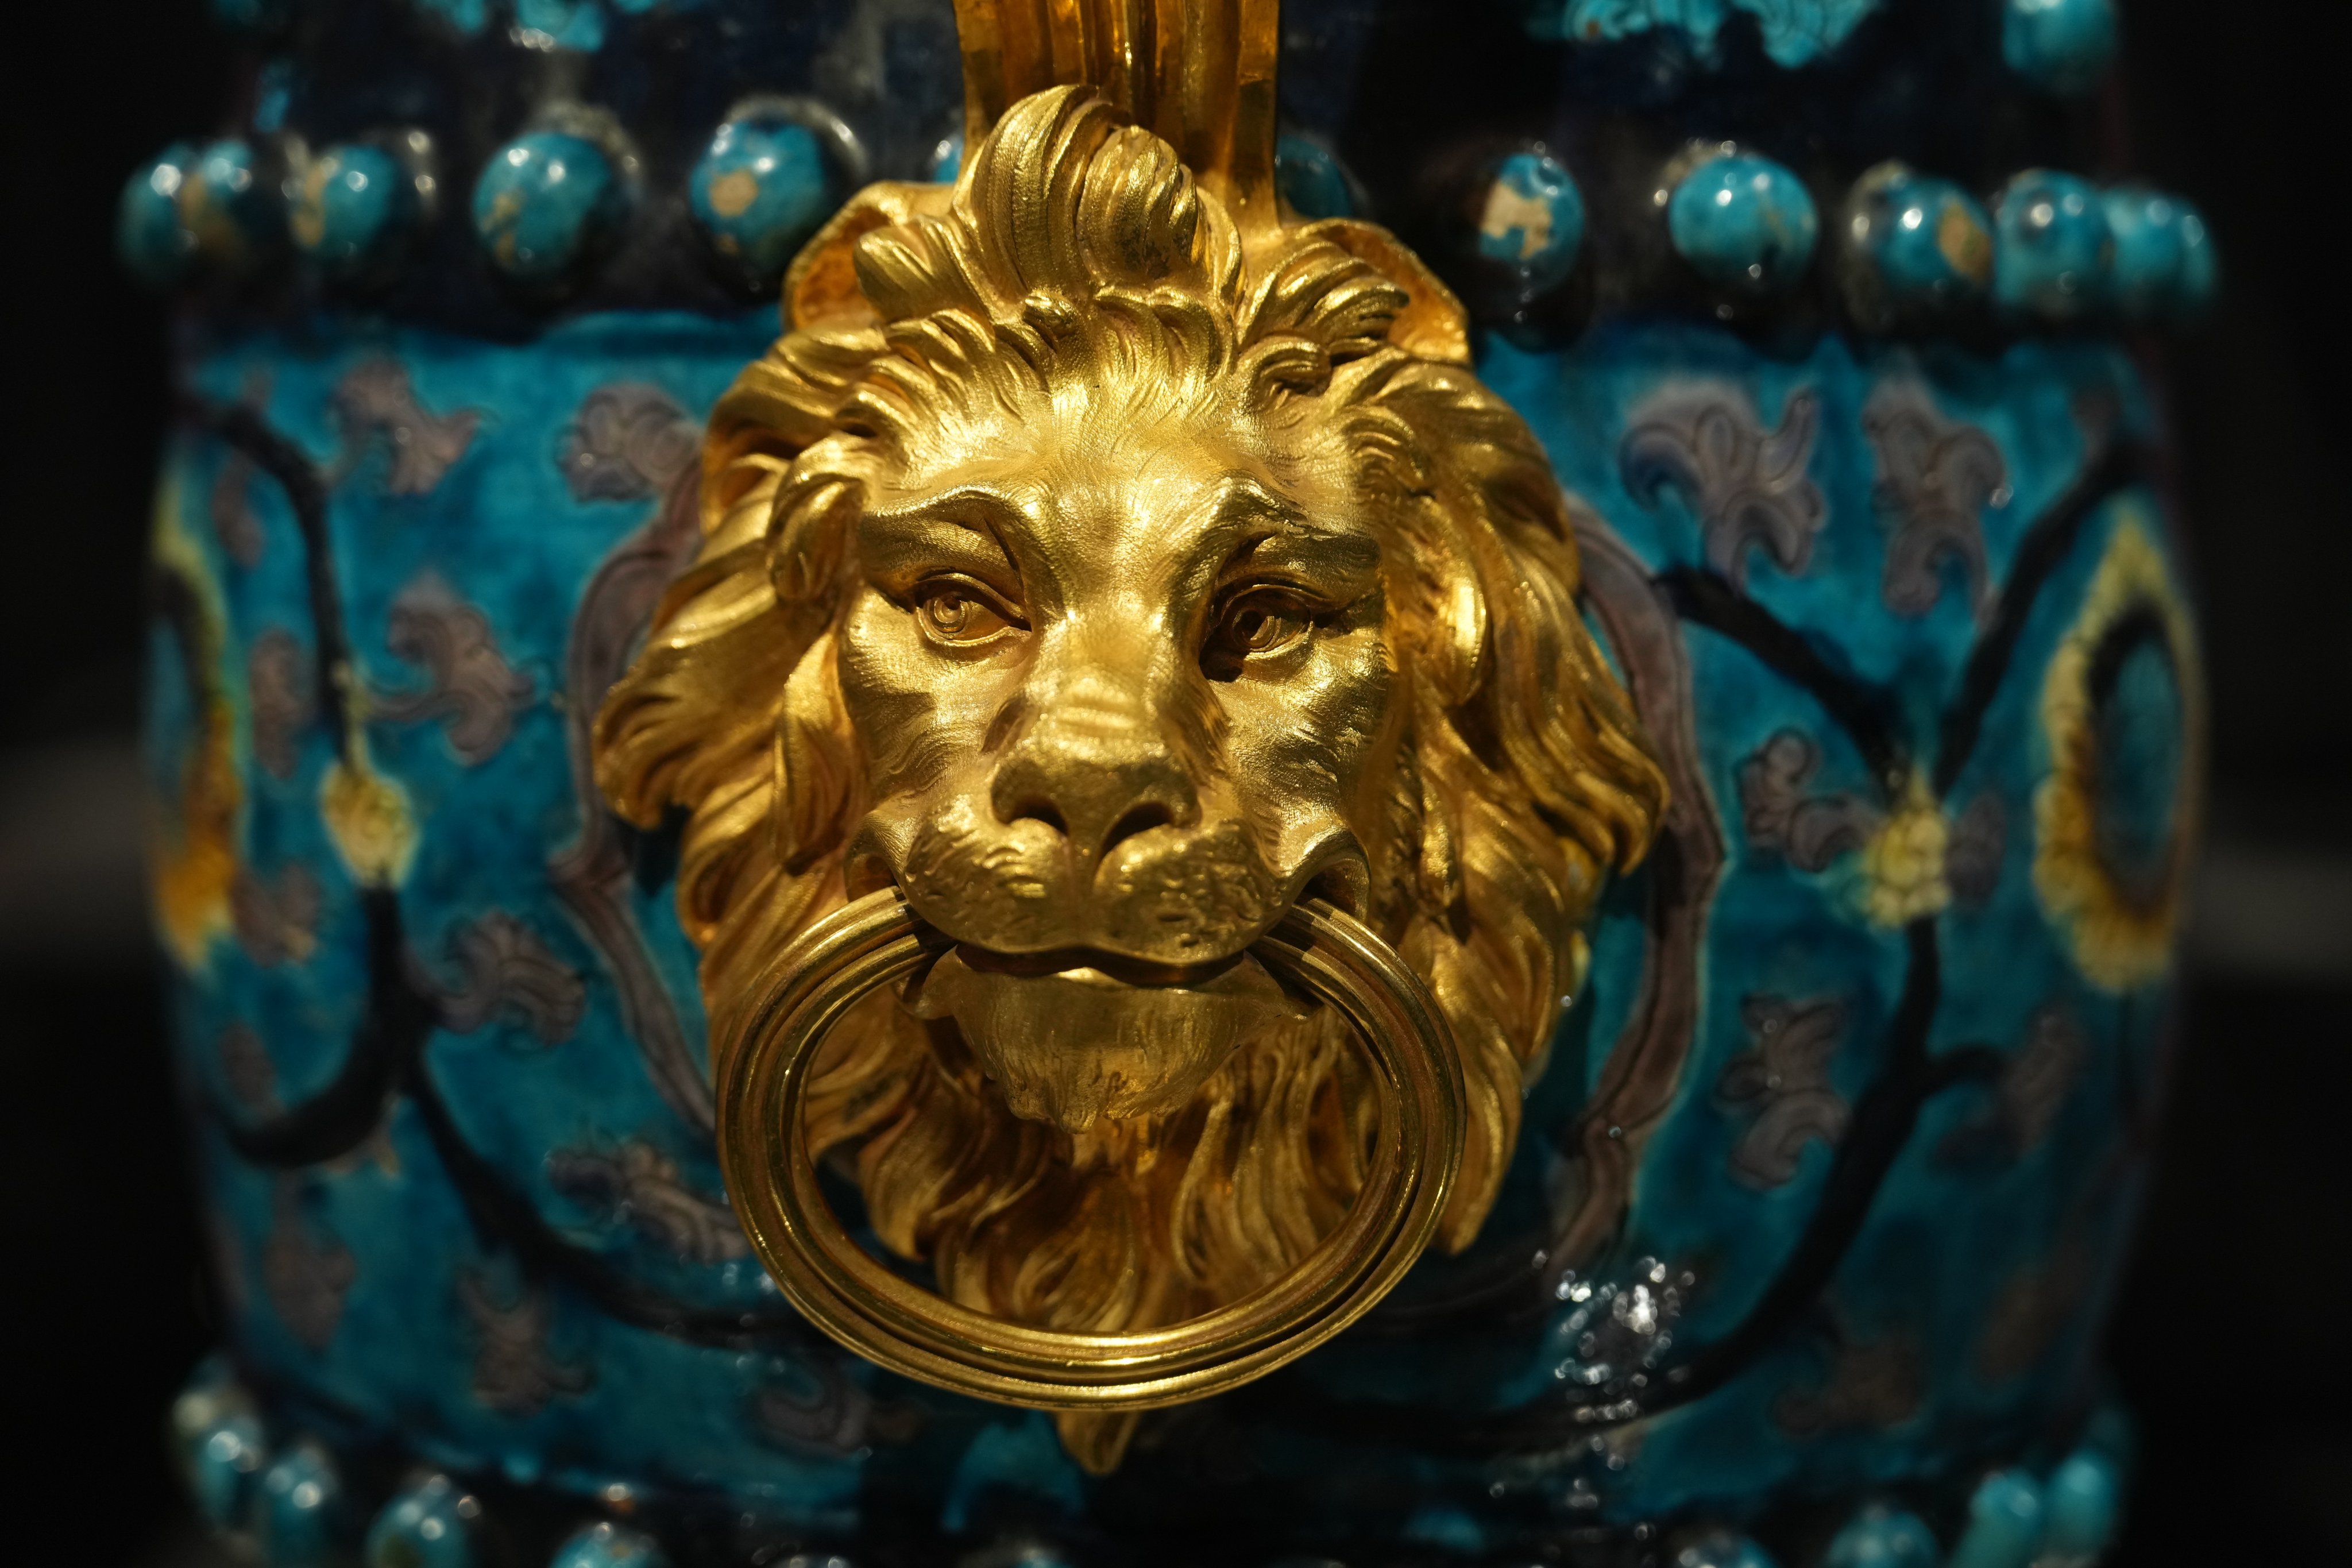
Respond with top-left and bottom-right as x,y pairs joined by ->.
142,2 -> 2201,1564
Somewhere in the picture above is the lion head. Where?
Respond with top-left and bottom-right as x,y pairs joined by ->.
595,87 -> 1665,1469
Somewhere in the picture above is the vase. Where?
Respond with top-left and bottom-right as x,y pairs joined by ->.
132,1 -> 2208,1565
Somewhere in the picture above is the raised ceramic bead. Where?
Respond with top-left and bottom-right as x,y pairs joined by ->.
1476,150 -> 1585,292
472,131 -> 629,287
169,1365 -> 267,1533
1992,169 -> 2111,321
184,138 -> 285,268
2104,187 -> 2216,321
2002,0 -> 2118,96
550,1521 -> 670,1568
364,1474 -> 481,1568
1945,1470 -> 2045,1568
1667,152 -> 1818,295
256,1439 -> 347,1568
1840,161 -> 1992,323
118,142 -> 200,287
1672,1528 -> 1779,1568
690,118 -> 833,286
294,143 -> 422,280
927,132 -> 964,184
2040,1447 -> 2122,1564
1823,1504 -> 1939,1567
1276,133 -> 1355,221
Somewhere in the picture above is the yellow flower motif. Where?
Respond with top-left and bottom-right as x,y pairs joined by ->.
322,744 -> 420,886
2033,515 -> 2203,991
149,487 -> 242,969
1860,773 -> 1952,927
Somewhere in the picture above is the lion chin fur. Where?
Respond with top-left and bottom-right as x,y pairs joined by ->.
592,85 -> 1668,1472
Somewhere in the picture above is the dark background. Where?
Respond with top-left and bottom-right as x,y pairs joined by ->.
2,2 -> 2347,1563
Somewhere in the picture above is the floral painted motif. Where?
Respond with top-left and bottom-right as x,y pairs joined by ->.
1623,385 -> 1826,588
263,1180 -> 357,1351
458,1274 -> 594,1415
374,576 -> 535,765
428,910 -> 586,1044
331,360 -> 478,496
1863,381 -> 2008,620
548,1140 -> 748,1261
2033,516 -> 2202,990
246,629 -> 312,781
1717,995 -> 1848,1187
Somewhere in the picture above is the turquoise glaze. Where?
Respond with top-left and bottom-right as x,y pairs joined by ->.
1668,153 -> 1818,294
2002,0 -> 2118,96
1675,1531 -> 1781,1568
1276,133 -> 1355,220
172,1364 -> 268,1534
2040,1447 -> 2121,1562
551,1523 -> 671,1568
295,144 -> 418,280
143,2 -> 2210,1562
689,119 -> 832,285
472,133 -> 628,287
1992,170 -> 2110,322
1477,151 -> 1586,292
2104,187 -> 2216,322
928,132 -> 965,185
1530,0 -> 1882,68
119,142 -> 199,287
1946,1471 -> 2045,1568
1841,164 -> 1994,325
257,1440 -> 347,1568
186,138 -> 284,267
1822,1507 -> 1939,1567
364,1475 -> 481,1568
157,305 -> 2183,1556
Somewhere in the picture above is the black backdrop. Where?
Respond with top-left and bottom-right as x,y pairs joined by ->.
1,2 -> 2346,1562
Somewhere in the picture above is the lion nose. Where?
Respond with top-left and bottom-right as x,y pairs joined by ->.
990,698 -> 1200,866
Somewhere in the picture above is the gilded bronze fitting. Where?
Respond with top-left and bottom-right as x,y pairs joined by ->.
592,0 -> 1666,1470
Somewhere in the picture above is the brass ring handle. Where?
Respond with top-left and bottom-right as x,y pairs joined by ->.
715,888 -> 1466,1411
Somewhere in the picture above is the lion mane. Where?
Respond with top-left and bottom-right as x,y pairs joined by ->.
595,87 -> 1664,1466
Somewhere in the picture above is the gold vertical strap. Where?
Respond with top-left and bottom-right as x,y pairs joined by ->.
953,0 -> 1278,238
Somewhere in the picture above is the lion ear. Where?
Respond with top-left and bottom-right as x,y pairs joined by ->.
783,181 -> 956,332
1296,218 -> 1472,366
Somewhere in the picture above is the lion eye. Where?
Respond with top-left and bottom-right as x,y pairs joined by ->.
914,579 -> 1015,644
1204,591 -> 1311,677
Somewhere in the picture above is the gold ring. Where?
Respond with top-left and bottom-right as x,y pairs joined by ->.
715,887 -> 1466,1411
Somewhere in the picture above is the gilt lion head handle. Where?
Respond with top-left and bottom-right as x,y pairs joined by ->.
591,2 -> 1666,1473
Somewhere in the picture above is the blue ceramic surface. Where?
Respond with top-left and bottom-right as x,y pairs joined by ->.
1822,1506 -> 1939,1568
689,119 -> 831,285
1675,1530 -> 1781,1568
2040,1446 -> 2122,1561
1528,0 -> 1882,68
1946,1470 -> 2046,1568
1993,170 -> 2111,322
551,1522 -> 671,1568
187,138 -> 284,267
257,1440 -> 347,1568
1276,133 -> 1355,220
119,142 -> 200,287
2002,0 -> 2118,96
136,1 -> 2206,1562
364,1474 -> 481,1568
2104,187 -> 2217,322
1667,153 -> 1818,295
295,144 -> 419,280
1476,150 -> 1585,292
172,1362 -> 269,1534
1842,164 -> 1994,323
472,133 -> 628,287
